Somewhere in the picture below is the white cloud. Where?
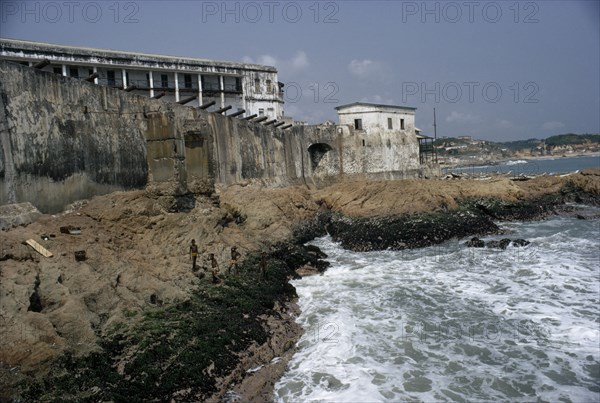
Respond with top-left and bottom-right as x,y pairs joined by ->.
348,59 -> 384,79
257,54 -> 279,67
290,51 -> 309,71
242,51 -> 309,73
541,121 -> 565,131
446,111 -> 479,124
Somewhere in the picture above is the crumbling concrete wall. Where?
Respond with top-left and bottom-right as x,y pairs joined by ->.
0,60 -> 200,213
0,60 -> 151,213
0,60 -> 430,214
210,112 -> 307,187
292,123 -> 424,185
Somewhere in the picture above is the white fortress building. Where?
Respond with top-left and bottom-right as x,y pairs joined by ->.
335,102 -> 417,135
0,38 -> 284,119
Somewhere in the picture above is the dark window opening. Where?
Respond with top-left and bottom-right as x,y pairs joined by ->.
266,79 -> 272,93
125,72 -> 130,87
388,118 -> 393,130
400,118 -> 405,130
88,69 -> 94,76
362,139 -> 366,147
53,67 -> 62,75
184,74 -> 192,89
69,67 -> 79,78
107,70 -> 116,86
146,73 -> 151,88
354,119 -> 363,130
20,61 -> 29,66
161,74 -> 169,88
254,78 -> 260,93
201,76 -> 220,92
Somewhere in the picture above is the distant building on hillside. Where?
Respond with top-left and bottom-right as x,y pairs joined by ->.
0,38 -> 284,119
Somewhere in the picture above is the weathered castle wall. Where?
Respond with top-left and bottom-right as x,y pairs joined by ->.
0,61 -> 150,213
291,124 -> 424,184
0,61 -> 432,214
210,112 -> 307,187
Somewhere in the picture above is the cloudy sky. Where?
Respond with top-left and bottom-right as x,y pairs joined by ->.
1,0 -> 598,141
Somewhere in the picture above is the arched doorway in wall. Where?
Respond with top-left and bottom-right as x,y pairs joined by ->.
308,143 -> 333,171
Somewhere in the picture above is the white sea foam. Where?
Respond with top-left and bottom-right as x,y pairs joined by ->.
275,217 -> 600,402
505,160 -> 528,165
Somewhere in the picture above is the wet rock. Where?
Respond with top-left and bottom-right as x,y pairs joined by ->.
465,237 -> 485,248
468,197 -> 557,221
327,211 -> 499,252
293,211 -> 331,244
295,265 -> 321,277
270,243 -> 330,275
305,244 -> 328,259
486,238 -> 512,249
511,239 -> 530,247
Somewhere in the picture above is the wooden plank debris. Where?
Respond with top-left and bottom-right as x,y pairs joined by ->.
25,239 -> 53,258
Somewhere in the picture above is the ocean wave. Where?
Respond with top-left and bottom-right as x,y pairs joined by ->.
505,160 -> 528,166
275,218 -> 600,402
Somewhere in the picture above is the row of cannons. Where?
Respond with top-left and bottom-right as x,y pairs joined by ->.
194,100 -> 293,130
29,58 -> 294,131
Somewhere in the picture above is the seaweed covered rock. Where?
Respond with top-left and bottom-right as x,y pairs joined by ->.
292,211 -> 331,244
327,210 -> 499,252
269,242 -> 330,276
464,197 -> 559,221
465,237 -> 485,248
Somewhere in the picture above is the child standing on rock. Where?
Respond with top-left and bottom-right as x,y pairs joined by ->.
228,246 -> 241,275
209,253 -> 222,284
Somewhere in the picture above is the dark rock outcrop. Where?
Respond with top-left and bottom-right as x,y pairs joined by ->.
512,238 -> 530,247
327,211 -> 499,252
293,211 -> 331,244
465,237 -> 531,249
324,183 -> 600,253
465,237 -> 485,247
486,238 -> 512,249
